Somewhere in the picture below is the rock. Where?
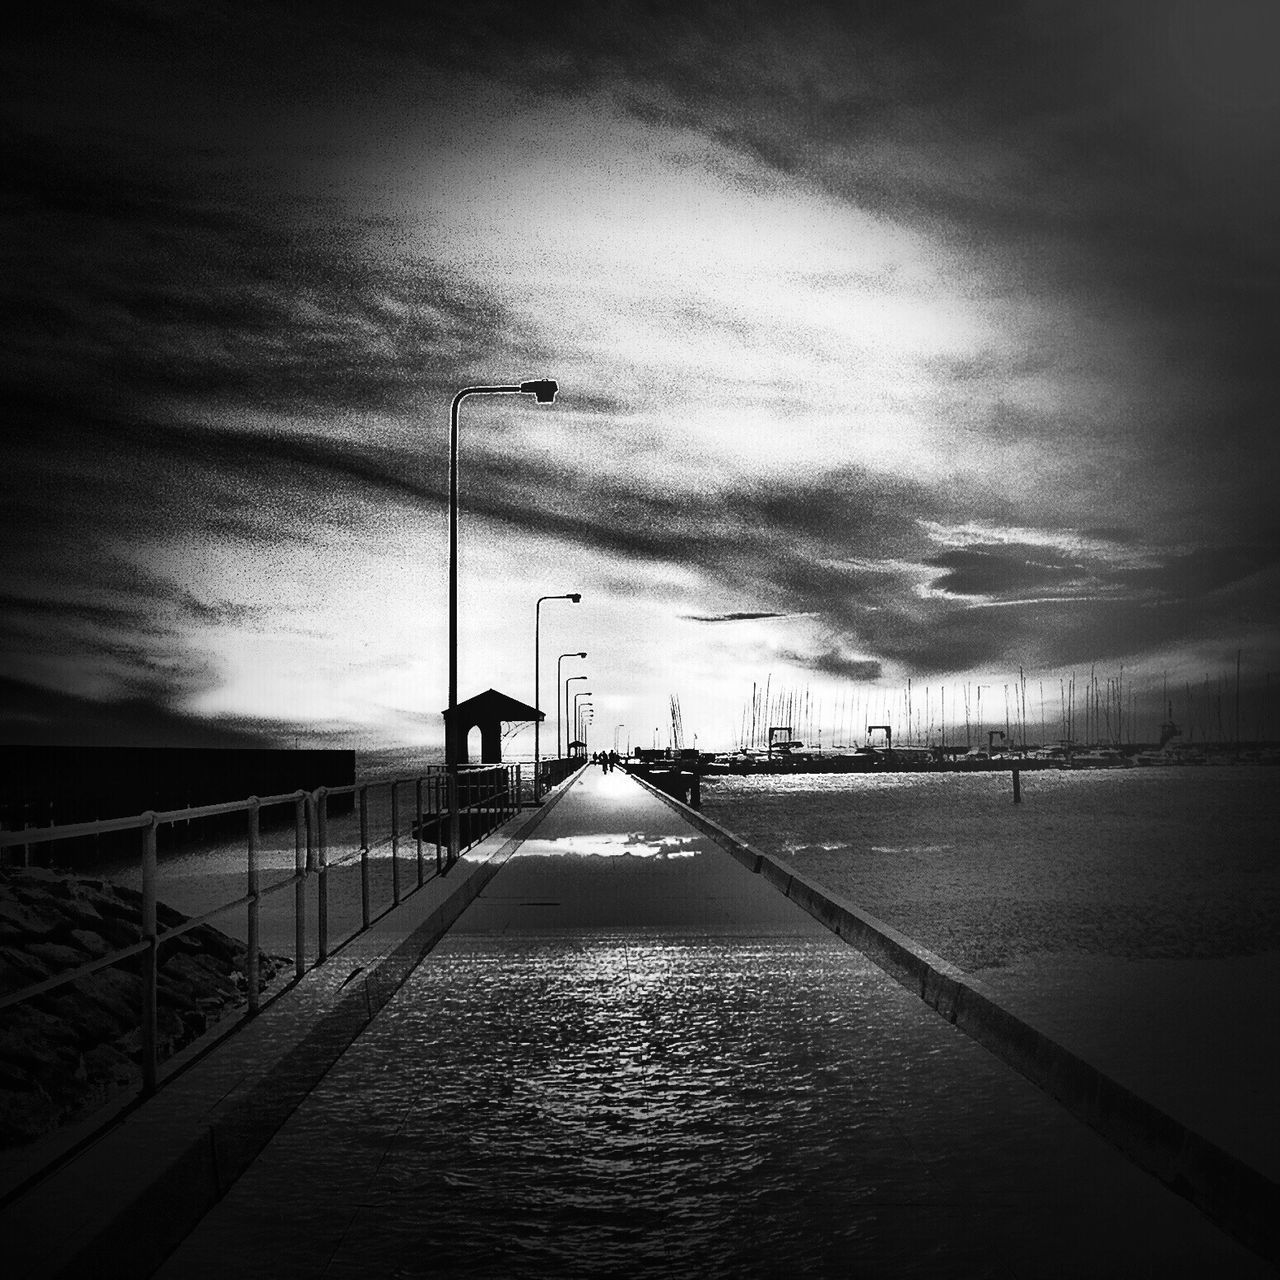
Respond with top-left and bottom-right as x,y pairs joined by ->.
0,1086 -> 61,1147
96,917 -> 141,949
57,896 -> 106,931
0,947 -> 52,984
68,928 -> 111,958
0,1025 -> 64,1074
46,990 -> 132,1049
28,940 -> 90,970
0,869 -> 292,1148
0,954 -> 38,997
0,897 -> 64,941
74,968 -> 140,1027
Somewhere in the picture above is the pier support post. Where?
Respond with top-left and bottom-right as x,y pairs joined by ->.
1012,767 -> 1022,803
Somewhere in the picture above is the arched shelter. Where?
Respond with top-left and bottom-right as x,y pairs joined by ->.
442,688 -> 544,764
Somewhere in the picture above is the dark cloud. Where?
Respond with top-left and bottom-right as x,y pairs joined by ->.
780,649 -> 884,682
4,370 -> 1278,738
0,675 -> 284,749
923,546 -> 1090,598
1127,545 -> 1279,602
682,612 -> 789,623
0,131 -> 533,423
587,0 -> 1280,469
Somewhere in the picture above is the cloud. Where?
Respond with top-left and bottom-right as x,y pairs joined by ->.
779,649 -> 884,682
682,611 -> 790,623
923,546 -> 1093,599
5,0 -> 1278,747
0,674 -> 279,749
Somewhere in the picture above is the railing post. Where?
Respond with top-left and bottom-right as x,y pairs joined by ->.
513,764 -> 521,817
140,812 -> 158,1096
359,784 -> 370,930
316,788 -> 330,963
434,774 -> 444,873
293,792 -> 306,980
390,781 -> 401,907
415,777 -> 425,888
455,772 -> 463,859
247,797 -> 260,1016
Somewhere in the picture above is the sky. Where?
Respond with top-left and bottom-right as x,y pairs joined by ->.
3,0 -> 1280,755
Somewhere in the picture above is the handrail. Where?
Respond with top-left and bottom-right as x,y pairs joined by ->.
0,812 -> 152,847
0,758 -> 539,1125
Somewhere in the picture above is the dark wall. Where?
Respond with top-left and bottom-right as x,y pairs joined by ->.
0,746 -> 355,830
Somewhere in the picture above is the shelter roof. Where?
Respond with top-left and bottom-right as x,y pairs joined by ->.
441,688 -> 544,722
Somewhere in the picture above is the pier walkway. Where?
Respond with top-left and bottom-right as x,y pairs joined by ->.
10,767 -> 1276,1277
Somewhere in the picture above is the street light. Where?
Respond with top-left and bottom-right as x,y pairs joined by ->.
614,723 -> 625,753
578,703 -> 595,751
565,674 -> 588,757
446,379 -> 557,863
534,594 -> 580,802
574,692 -> 592,752
556,652 -> 587,757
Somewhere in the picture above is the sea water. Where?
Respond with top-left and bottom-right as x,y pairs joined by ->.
701,766 -> 1280,1177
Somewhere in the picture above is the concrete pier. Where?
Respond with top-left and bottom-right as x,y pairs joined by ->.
4,767 -> 1274,1277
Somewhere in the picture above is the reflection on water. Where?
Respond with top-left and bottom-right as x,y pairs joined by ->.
162,929 -> 1273,1280
514,832 -> 702,859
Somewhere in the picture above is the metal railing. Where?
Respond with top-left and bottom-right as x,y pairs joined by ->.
0,761 -> 533,1107
536,755 -> 580,793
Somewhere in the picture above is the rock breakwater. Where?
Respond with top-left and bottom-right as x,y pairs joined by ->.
0,868 -> 289,1147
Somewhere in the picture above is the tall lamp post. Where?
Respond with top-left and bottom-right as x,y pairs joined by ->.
614,724 -> 625,753
574,693 -> 593,752
556,652 -> 587,757
565,675 -> 588,757
447,379 -> 557,863
534,594 -> 580,802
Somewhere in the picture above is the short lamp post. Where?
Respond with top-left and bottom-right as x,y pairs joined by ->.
565,675 -> 588,757
534,594 -> 580,802
556,652 -> 587,757
575,695 -> 593,751
446,379 -> 557,863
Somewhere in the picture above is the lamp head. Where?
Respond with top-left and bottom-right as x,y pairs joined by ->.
577,651 -> 587,657
567,592 -> 581,603
520,378 -> 558,404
